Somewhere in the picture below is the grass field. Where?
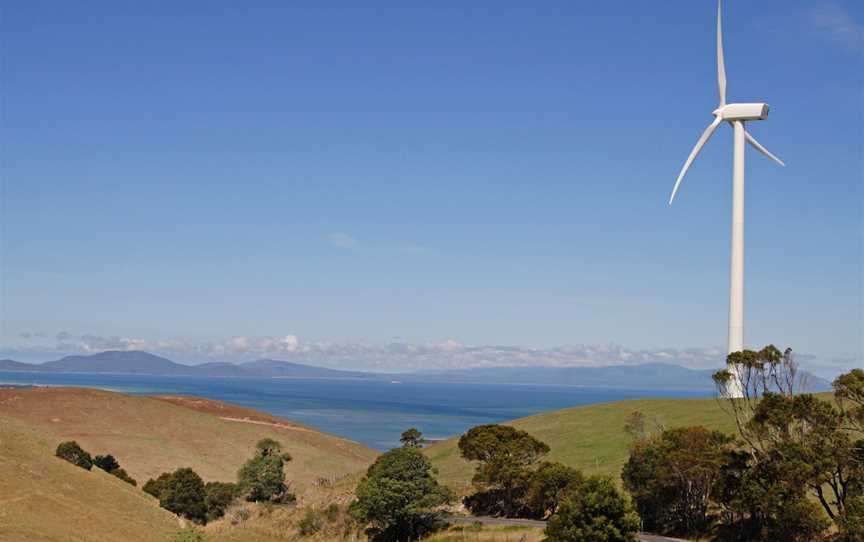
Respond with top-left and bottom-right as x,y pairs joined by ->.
0,415 -> 180,542
424,396 -> 739,493
0,386 -> 379,541
0,387 -> 378,492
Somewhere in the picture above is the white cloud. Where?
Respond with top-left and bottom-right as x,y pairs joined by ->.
809,3 -> 864,53
327,232 -> 358,249
8,332 -> 857,377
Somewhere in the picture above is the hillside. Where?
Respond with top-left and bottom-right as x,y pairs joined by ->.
0,387 -> 378,492
424,396 -> 739,493
0,415 -> 180,542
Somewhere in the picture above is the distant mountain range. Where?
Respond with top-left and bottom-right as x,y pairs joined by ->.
0,350 -> 831,391
0,351 -> 370,379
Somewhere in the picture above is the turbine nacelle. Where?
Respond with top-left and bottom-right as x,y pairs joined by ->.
713,103 -> 770,122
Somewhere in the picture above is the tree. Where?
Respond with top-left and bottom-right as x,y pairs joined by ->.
159,468 -> 207,523
55,441 -> 93,470
143,472 -> 174,499
521,462 -> 583,519
711,347 -> 863,540
255,438 -> 291,461
400,428 -> 423,448
458,424 -> 550,517
237,455 -> 292,502
92,453 -> 136,485
204,481 -> 240,521
350,447 -> 450,542
544,476 -> 640,542
93,454 -> 120,472
622,426 -> 732,536
110,467 -> 137,486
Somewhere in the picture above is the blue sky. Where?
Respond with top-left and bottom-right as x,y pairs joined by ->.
1,1 -> 861,376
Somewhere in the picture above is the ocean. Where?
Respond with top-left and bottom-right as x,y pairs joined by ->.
0,371 -> 709,450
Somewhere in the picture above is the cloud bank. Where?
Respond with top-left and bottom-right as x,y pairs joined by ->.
7,331 -> 746,372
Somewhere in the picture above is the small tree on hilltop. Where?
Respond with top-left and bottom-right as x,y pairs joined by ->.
159,468 -> 207,523
55,441 -> 93,470
350,446 -> 450,542
545,476 -> 640,542
400,428 -> 423,448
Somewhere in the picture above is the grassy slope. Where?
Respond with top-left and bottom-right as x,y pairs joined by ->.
425,397 -> 738,493
0,416 -> 179,542
0,387 -> 378,493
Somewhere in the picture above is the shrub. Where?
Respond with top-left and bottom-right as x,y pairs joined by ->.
159,468 -> 207,523
110,467 -> 137,486
237,455 -> 293,503
55,441 -> 93,470
93,454 -> 120,472
351,447 -> 450,542
298,508 -> 325,536
143,472 -> 174,498
545,476 -> 640,542
204,481 -> 240,521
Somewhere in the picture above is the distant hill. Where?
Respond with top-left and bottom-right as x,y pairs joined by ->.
0,350 -> 375,379
406,362 -> 832,392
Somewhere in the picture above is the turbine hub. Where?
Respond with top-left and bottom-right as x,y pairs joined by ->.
715,103 -> 770,121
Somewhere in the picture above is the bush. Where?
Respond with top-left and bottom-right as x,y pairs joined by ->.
204,481 -> 240,521
351,447 -> 450,542
237,455 -> 294,503
55,441 -> 93,470
110,467 -> 137,486
545,476 -> 640,542
158,468 -> 208,523
93,454 -> 120,472
298,508 -> 325,536
143,472 -> 173,498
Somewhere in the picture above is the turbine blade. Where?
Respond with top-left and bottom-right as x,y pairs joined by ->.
717,0 -> 727,106
669,116 -> 723,204
745,131 -> 785,167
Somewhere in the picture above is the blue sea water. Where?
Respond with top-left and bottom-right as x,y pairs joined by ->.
0,371 -> 709,450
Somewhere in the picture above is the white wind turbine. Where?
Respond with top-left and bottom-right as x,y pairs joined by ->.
668,0 -> 784,398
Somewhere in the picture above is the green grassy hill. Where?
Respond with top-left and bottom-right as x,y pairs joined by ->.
425,396 -> 738,493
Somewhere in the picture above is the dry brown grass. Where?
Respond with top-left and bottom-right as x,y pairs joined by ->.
0,415 -> 180,542
0,387 -> 378,492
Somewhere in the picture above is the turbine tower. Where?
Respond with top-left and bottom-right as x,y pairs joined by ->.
668,0 -> 784,398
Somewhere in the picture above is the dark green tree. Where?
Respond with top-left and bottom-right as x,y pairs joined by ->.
204,481 -> 240,521
143,472 -> 174,498
93,454 -> 120,472
255,437 -> 291,461
350,447 -> 450,542
622,426 -> 732,536
55,441 -> 93,470
458,424 -> 550,517
159,468 -> 207,523
399,428 -> 423,448
521,461 -> 583,519
110,467 -> 137,486
544,476 -> 640,542
237,455 -> 292,502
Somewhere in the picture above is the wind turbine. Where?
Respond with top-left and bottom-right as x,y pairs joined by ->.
668,0 -> 784,398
